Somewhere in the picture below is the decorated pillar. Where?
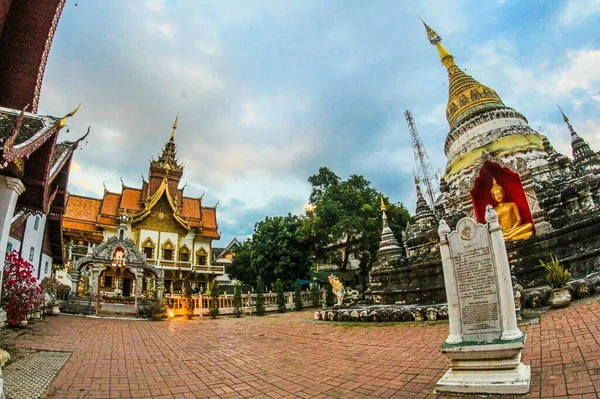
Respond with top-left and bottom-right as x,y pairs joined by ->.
70,270 -> 80,295
0,176 -> 26,300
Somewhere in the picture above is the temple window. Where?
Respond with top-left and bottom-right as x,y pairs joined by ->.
29,246 -> 35,261
104,275 -> 113,288
142,238 -> 155,259
196,248 -> 207,265
34,216 -> 40,230
162,240 -> 174,261
179,245 -> 190,262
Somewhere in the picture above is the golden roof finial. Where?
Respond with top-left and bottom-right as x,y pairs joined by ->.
380,195 -> 387,212
420,18 -> 454,69
170,114 -> 178,140
59,103 -> 81,128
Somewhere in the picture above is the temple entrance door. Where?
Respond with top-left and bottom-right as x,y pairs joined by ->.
123,278 -> 131,297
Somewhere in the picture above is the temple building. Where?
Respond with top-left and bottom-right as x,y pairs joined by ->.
62,118 -> 222,304
369,21 -> 600,305
0,1 -> 84,289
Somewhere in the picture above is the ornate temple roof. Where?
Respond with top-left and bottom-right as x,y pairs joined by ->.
64,189 -> 219,238
63,118 -> 220,240
421,20 -> 506,130
151,116 -> 182,172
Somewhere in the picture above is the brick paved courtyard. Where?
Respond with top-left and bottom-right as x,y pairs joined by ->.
7,297 -> 600,398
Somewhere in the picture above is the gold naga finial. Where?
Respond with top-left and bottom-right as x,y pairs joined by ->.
380,195 -> 387,212
59,104 -> 81,128
170,114 -> 178,140
419,18 -> 455,70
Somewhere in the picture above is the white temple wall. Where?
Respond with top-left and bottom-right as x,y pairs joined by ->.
447,117 -> 529,164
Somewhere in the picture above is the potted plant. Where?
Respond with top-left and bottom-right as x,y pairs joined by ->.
41,277 -> 60,315
540,254 -> 571,308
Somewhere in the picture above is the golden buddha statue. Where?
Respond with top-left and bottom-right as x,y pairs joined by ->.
490,178 -> 533,241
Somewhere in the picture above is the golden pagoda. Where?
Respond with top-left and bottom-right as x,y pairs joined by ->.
421,19 -> 506,130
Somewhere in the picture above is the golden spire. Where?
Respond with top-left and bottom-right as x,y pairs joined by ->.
170,114 -> 178,141
421,19 -> 505,130
380,196 -> 387,212
420,18 -> 455,69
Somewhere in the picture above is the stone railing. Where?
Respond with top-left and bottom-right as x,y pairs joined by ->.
144,259 -> 224,273
164,290 -> 313,316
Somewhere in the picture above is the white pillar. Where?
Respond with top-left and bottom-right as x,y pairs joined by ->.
438,219 -> 462,344
0,176 -> 26,300
485,206 -> 522,340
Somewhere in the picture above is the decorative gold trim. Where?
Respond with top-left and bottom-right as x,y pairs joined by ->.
131,176 -> 190,230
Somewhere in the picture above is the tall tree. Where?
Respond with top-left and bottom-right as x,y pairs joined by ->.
307,167 -> 380,271
228,214 -> 314,288
307,167 -> 412,290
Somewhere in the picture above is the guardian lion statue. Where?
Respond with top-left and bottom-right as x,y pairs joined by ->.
328,275 -> 359,307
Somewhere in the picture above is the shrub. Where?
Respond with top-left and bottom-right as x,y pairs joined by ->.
182,279 -> 194,320
294,282 -> 303,311
276,279 -> 286,313
2,251 -> 41,324
310,282 -> 320,307
540,254 -> 570,289
255,276 -> 265,316
233,282 -> 243,318
209,280 -> 219,319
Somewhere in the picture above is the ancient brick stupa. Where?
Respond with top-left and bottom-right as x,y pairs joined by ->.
368,21 -> 600,306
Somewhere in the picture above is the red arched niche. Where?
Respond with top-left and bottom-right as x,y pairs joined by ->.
470,162 -> 534,230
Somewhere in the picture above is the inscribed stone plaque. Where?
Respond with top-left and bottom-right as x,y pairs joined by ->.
449,218 -> 502,342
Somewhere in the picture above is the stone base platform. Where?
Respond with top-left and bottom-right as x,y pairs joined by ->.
437,362 -> 530,394
437,335 -> 530,395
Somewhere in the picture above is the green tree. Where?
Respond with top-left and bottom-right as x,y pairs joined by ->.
307,167 -> 380,271
209,280 -> 219,319
310,281 -> 320,307
227,240 -> 256,285
233,282 -> 243,318
275,279 -> 286,313
228,215 -> 314,288
307,167 -> 412,292
255,276 -> 265,316
294,281 -> 304,311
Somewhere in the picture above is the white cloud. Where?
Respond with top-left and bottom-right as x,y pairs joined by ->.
148,23 -> 175,39
555,50 -> 600,94
146,0 -> 166,13
68,161 -> 119,197
559,0 -> 600,26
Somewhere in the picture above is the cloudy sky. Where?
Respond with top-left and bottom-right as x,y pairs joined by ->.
39,0 -> 600,245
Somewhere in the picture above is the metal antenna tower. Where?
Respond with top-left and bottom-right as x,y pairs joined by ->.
404,109 -> 439,206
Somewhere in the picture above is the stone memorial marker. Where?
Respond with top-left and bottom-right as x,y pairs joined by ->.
436,205 -> 530,394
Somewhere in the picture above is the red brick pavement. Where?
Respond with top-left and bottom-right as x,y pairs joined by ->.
11,298 -> 600,398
